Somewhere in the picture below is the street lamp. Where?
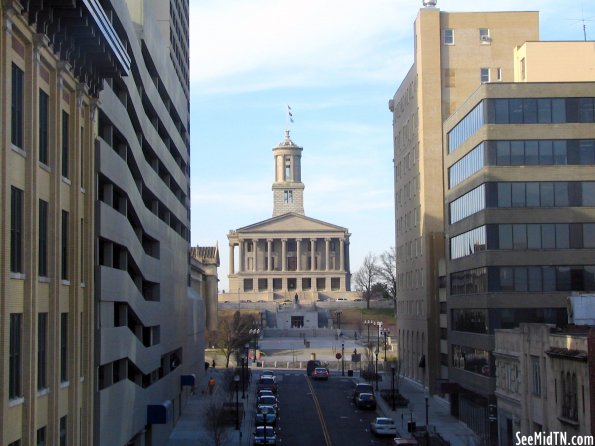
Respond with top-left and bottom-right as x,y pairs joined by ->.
234,374 -> 240,430
249,327 -> 260,363
391,365 -> 396,411
341,343 -> 345,376
364,320 -> 375,373
335,311 -> 342,330
375,321 -> 382,391
381,327 -> 390,362
241,357 -> 246,399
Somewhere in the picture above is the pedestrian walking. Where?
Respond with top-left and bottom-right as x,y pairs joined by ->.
207,376 -> 215,395
211,358 -> 216,368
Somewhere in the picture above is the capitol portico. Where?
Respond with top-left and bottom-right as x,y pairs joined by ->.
225,131 -> 352,301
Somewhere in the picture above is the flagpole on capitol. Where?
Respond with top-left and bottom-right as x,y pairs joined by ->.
286,105 -> 294,133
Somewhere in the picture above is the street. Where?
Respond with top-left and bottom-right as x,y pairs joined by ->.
274,371 -> 396,446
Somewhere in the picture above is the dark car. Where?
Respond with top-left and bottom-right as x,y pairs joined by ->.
255,405 -> 277,426
257,376 -> 278,394
253,426 -> 276,445
306,359 -> 322,376
355,392 -> 377,410
352,383 -> 374,402
257,395 -> 279,412
311,367 -> 330,380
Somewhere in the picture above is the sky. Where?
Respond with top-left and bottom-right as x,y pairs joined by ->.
188,0 -> 593,291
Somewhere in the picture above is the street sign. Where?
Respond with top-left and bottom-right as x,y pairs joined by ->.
351,353 -> 361,362
335,353 -> 342,360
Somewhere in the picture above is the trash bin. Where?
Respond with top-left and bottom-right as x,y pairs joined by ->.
347,370 -> 353,377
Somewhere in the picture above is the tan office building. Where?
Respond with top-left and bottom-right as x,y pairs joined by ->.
389,4 -> 538,392
0,1 -> 128,445
226,131 -> 352,302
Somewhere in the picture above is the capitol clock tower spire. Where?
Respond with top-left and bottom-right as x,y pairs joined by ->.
272,130 -> 305,216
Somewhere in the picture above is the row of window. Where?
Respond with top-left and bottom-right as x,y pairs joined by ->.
450,223 -> 595,259
9,312 -> 71,401
450,181 -> 595,224
448,97 -> 595,153
450,265 -> 595,295
452,344 -> 493,377
10,416 -> 67,446
448,139 -> 595,189
243,277 -> 342,292
443,27 -> 491,45
451,308 -> 567,334
10,187 -> 76,280
11,64 -> 85,186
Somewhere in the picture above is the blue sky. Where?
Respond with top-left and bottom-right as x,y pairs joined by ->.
188,0 -> 592,291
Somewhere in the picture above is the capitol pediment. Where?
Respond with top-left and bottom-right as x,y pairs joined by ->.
235,212 -> 347,235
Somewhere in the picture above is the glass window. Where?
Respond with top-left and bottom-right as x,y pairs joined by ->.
553,140 -> 567,164
528,267 -> 542,292
61,210 -> 69,280
542,224 -> 556,249
523,99 -> 538,124
499,224 -> 513,249
498,183 -> 511,207
554,182 -> 568,207
511,183 -> 526,207
10,186 -> 24,274
37,313 -> 47,390
9,313 -> 23,399
537,99 -> 552,123
496,141 -> 510,165
479,28 -> 490,41
39,200 -> 48,277
509,99 -> 523,123
525,141 -> 539,165
513,224 -> 527,249
555,224 -> 569,249
495,99 -> 509,124
583,183 -> 595,206
444,28 -> 454,45
557,267 -> 571,291
543,267 -> 556,291
39,90 -> 49,165
510,141 -> 524,165
552,99 -> 566,123
480,68 -> 490,83
579,98 -> 595,123
527,224 -> 541,248
539,140 -> 553,165
514,267 -> 528,291
526,182 -> 540,207
62,111 -> 69,178
584,224 -> 595,248
500,267 -> 514,291
541,183 -> 555,207
579,140 -> 595,164
584,266 -> 595,291
11,63 -> 24,148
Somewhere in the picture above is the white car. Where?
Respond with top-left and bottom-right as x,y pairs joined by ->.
370,417 -> 398,437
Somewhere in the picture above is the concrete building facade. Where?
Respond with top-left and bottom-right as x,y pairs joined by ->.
443,80 -> 595,442
0,1 -> 128,445
94,1 -> 195,445
226,131 -> 352,302
494,323 -> 594,445
389,5 -> 539,392
190,245 -> 220,332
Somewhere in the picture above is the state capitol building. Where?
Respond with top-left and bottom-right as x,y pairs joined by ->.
226,131 -> 352,301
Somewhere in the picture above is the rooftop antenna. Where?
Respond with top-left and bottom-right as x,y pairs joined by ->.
565,3 -> 594,41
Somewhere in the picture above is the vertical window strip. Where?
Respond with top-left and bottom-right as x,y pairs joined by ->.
11,63 -> 24,148
11,186 -> 24,273
448,101 -> 484,154
61,210 -> 69,280
39,200 -> 48,276
62,111 -> 69,178
448,143 -> 485,188
60,313 -> 68,382
9,313 -> 23,399
39,90 -> 49,164
38,313 -> 48,390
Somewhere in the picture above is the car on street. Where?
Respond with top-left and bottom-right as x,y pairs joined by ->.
394,438 -> 418,445
355,392 -> 377,410
257,395 -> 279,412
258,389 -> 275,399
335,297 -> 348,301
370,417 -> 398,436
257,376 -> 278,394
306,359 -> 322,376
311,367 -> 330,380
352,383 -> 375,402
261,370 -> 276,380
253,425 -> 276,445
255,405 -> 277,426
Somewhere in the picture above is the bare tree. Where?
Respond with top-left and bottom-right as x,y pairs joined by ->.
201,400 -> 230,446
353,253 -> 378,309
377,247 -> 397,314
214,311 -> 256,368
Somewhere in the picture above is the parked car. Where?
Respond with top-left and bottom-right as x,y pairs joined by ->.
257,395 -> 279,412
306,359 -> 322,376
311,367 -> 330,380
354,298 -> 363,302
335,297 -> 348,302
255,405 -> 277,426
394,438 -> 418,445
258,389 -> 275,399
257,376 -> 278,394
370,417 -> 398,436
355,392 -> 377,410
352,383 -> 374,402
261,370 -> 276,380
253,426 -> 276,445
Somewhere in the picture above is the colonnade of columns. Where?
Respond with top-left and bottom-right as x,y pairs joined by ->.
228,236 -> 348,274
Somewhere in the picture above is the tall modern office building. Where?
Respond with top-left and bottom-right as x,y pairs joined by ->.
94,0 -> 194,445
389,4 -> 538,394
0,1 -> 128,445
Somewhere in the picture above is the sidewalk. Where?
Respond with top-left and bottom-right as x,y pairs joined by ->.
370,373 -> 479,446
166,367 -> 256,446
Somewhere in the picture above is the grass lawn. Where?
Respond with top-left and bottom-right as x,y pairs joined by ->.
339,308 -> 396,327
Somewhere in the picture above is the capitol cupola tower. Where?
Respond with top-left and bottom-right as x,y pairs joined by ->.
272,130 -> 305,216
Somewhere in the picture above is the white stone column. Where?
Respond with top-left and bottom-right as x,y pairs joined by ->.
267,239 -> 273,271
238,240 -> 244,272
310,239 -> 316,271
229,243 -> 235,274
339,238 -> 345,271
281,239 -> 287,271
325,238 -> 330,271
252,239 -> 258,272
296,238 -> 302,271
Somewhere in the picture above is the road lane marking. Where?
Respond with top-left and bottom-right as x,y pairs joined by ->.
304,375 -> 333,446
